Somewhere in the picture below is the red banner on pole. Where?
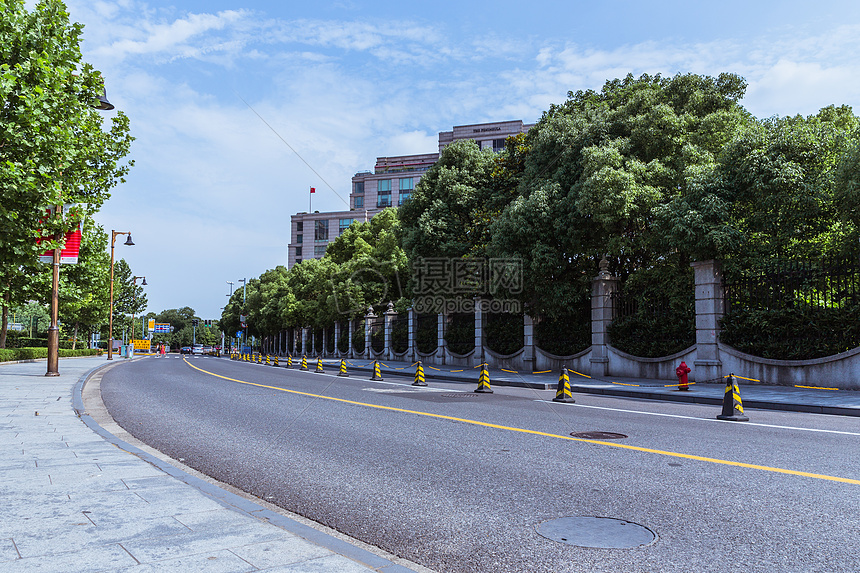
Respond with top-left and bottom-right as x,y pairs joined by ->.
37,205 -> 82,264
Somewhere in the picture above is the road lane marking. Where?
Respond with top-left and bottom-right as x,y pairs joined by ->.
184,358 -> 860,486
533,401 -> 860,437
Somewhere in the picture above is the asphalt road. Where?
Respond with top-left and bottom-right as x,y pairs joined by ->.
99,355 -> 860,573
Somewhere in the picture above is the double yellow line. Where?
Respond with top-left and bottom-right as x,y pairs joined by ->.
184,358 -> 860,486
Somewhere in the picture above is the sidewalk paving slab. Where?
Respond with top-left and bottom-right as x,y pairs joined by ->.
0,356 -> 428,573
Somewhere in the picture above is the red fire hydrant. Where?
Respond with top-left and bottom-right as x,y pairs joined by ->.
676,361 -> 691,391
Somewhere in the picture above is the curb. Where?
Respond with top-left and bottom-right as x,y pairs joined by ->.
73,361 -> 422,573
566,384 -> 860,417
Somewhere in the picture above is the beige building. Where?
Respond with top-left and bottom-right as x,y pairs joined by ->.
287,120 -> 533,268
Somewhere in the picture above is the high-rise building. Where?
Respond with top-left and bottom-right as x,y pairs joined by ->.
287,120 -> 533,268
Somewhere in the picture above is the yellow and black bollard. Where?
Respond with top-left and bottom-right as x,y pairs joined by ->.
552,367 -> 575,403
300,355 -> 308,371
717,374 -> 749,421
287,354 -> 293,369
273,355 -> 279,367
337,359 -> 349,377
315,356 -> 324,373
370,360 -> 384,381
412,361 -> 427,386
474,362 -> 493,393
265,355 -> 271,366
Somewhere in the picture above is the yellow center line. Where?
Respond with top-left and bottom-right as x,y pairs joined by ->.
185,358 -> 860,486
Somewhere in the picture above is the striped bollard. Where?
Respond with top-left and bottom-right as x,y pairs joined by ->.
412,361 -> 427,386
370,360 -> 383,381
337,359 -> 349,377
717,374 -> 749,421
315,356 -> 324,373
300,355 -> 308,371
552,367 -> 575,403
474,362 -> 493,393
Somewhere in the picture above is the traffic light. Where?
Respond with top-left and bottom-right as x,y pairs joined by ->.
192,319 -> 199,327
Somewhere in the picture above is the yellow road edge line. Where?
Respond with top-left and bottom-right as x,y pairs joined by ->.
184,358 -> 860,486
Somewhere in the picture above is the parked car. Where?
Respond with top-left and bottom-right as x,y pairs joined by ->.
180,346 -> 192,354
192,344 -> 204,355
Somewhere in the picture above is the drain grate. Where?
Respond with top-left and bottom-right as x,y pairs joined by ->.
536,516 -> 655,549
571,431 -> 628,440
441,393 -> 481,398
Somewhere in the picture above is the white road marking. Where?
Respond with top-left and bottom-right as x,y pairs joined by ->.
534,400 -> 860,436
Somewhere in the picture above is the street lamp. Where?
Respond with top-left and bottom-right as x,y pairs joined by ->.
238,278 -> 246,350
131,276 -> 146,347
45,84 -> 114,377
107,230 -> 134,360
226,281 -> 234,351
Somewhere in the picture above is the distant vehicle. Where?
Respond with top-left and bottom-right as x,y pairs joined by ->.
192,344 -> 204,355
202,345 -> 213,354
180,346 -> 192,354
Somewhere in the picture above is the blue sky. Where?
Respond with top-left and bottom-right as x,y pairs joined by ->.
63,0 -> 860,320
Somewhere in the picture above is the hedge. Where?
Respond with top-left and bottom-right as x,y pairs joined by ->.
0,348 -> 102,362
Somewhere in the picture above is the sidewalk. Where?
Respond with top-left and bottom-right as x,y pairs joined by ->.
290,356 -> 860,417
0,356 -> 425,572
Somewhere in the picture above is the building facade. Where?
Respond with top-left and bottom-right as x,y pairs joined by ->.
286,120 -> 534,268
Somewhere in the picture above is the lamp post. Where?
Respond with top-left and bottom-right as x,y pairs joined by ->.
45,82 -> 115,376
238,278 -> 246,351
131,276 -> 146,350
226,281 -> 234,350
107,230 -> 134,360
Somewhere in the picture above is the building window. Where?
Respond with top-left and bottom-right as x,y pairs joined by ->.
493,138 -> 506,153
296,234 -> 303,244
314,245 -> 327,258
315,219 -> 329,241
339,219 -> 353,235
296,221 -> 303,232
398,178 -> 414,205
377,179 -> 392,207
295,247 -> 302,257
353,181 -> 364,194
354,196 -> 364,208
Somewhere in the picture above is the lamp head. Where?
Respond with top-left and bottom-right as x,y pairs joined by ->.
96,87 -> 115,111
141,277 -> 147,286
124,234 -> 135,246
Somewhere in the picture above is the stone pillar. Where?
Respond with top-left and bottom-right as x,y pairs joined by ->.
301,327 -> 308,357
407,307 -> 416,362
348,319 -> 355,359
334,321 -> 341,358
383,302 -> 396,360
692,260 -> 724,383
473,296 -> 485,367
364,306 -> 376,359
523,313 -> 535,373
591,257 -> 620,377
436,312 -> 447,364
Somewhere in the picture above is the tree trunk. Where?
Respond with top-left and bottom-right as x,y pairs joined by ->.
72,322 -> 79,350
0,288 -> 10,349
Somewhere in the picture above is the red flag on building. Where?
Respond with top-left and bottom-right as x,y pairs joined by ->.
310,187 -> 315,193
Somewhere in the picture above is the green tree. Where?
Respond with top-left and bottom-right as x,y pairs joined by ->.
489,72 -> 751,317
110,259 -> 146,340
660,105 -> 860,263
0,0 -> 133,345
399,141 -> 499,260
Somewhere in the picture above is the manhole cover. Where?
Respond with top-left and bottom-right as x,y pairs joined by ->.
536,516 -> 655,549
571,431 -> 628,440
441,393 -> 481,398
